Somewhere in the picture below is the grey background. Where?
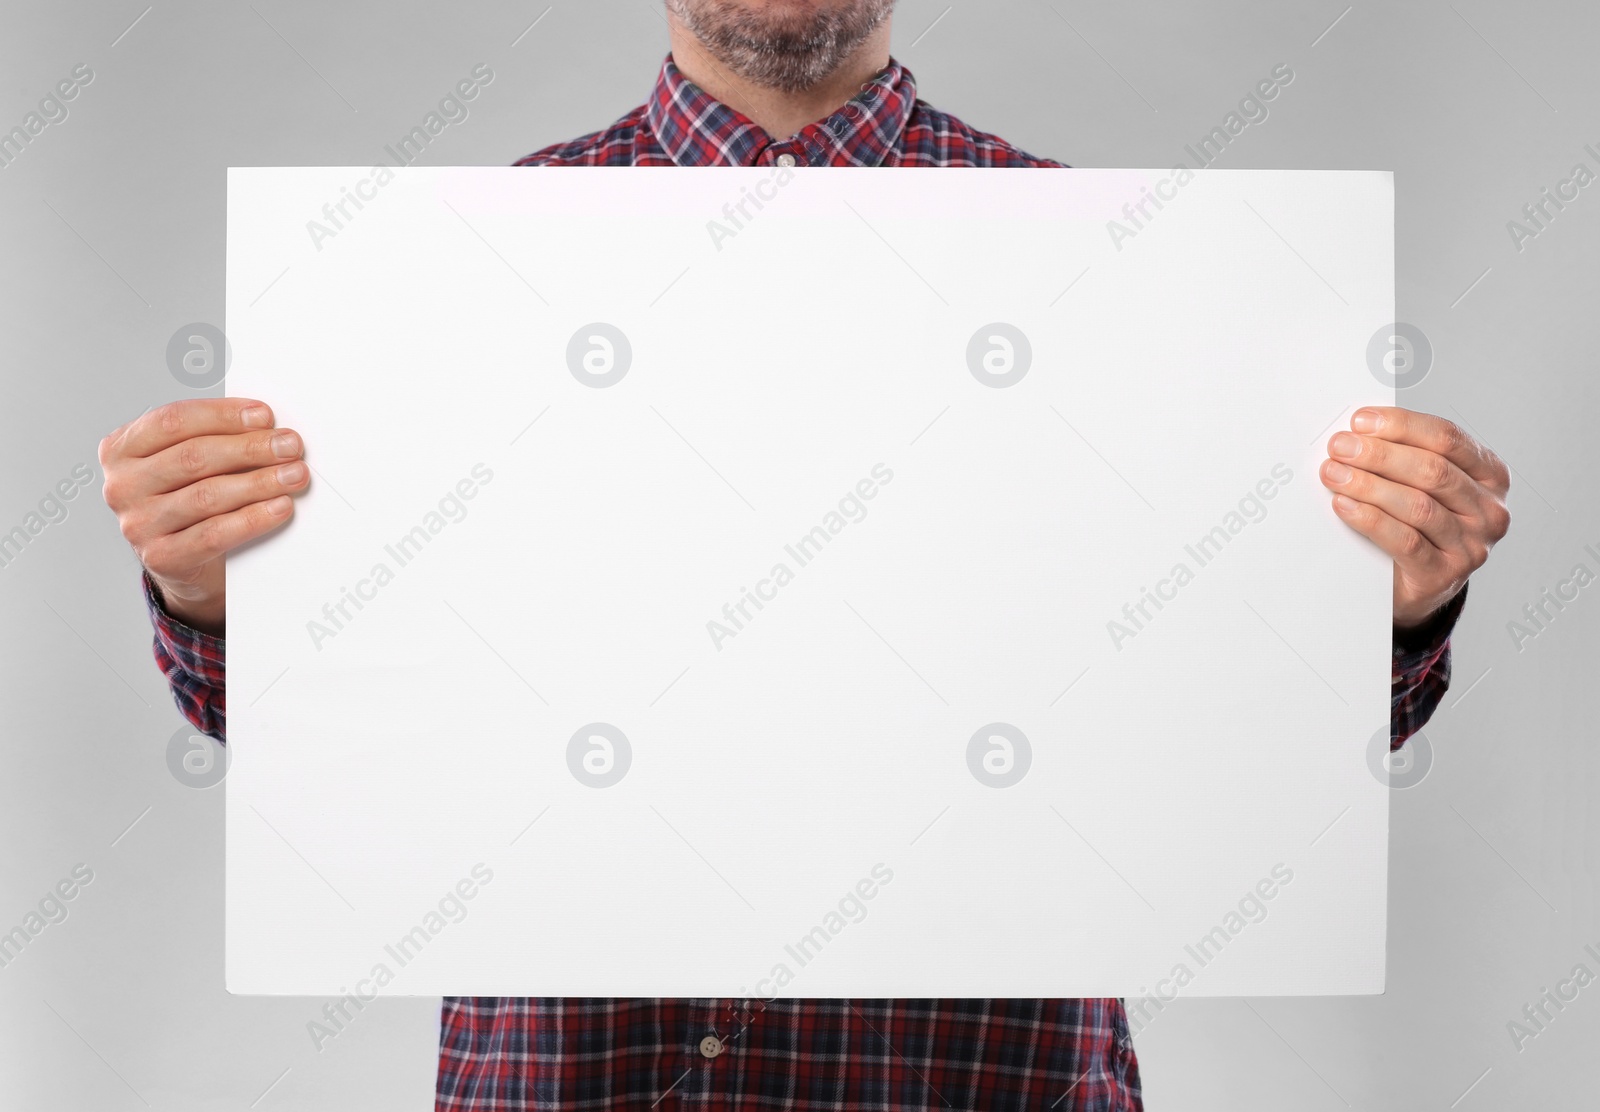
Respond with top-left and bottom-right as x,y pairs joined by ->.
2,0 -> 1594,1108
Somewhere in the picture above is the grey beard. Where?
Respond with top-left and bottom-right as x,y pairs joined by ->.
666,0 -> 896,94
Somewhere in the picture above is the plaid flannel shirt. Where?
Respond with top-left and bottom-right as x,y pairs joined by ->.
146,55 -> 1462,1112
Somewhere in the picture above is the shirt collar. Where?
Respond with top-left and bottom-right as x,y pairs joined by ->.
644,54 -> 917,167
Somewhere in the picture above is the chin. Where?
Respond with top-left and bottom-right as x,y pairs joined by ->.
668,0 -> 895,93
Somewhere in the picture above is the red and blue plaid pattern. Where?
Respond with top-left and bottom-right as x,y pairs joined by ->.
145,54 -> 1460,1112
513,56 -> 1064,169
436,996 -> 1139,1111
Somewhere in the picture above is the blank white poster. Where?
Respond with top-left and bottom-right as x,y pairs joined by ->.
224,166 -> 1394,997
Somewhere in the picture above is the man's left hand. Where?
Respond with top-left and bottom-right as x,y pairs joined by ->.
1320,406 -> 1511,630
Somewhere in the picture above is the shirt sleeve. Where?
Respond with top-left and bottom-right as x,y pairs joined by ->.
142,571 -> 227,744
1390,582 -> 1467,749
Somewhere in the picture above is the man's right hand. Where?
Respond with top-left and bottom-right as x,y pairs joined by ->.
100,399 -> 308,637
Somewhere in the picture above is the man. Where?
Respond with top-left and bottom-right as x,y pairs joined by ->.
100,1 -> 1511,1108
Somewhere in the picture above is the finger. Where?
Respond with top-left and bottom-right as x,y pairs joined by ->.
1330,493 -> 1446,572
139,461 -> 310,538
1327,430 -> 1482,518
112,399 -> 276,459
1319,458 -> 1464,552
137,428 -> 303,495
1350,407 -> 1509,491
139,495 -> 295,576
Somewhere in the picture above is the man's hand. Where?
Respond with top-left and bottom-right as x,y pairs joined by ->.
1320,406 -> 1510,630
100,399 -> 308,637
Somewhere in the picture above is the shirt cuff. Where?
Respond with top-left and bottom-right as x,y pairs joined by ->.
142,571 -> 226,685
1393,581 -> 1468,674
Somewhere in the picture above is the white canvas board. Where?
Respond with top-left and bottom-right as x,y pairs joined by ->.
224,166 -> 1394,997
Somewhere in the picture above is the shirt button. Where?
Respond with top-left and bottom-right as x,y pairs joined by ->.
775,153 -> 797,167
698,1035 -> 724,1059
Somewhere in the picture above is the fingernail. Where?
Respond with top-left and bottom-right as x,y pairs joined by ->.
1330,432 -> 1360,459
271,432 -> 301,458
241,405 -> 271,428
1333,494 -> 1357,512
1351,409 -> 1380,433
266,495 -> 292,516
1324,461 -> 1353,483
277,461 -> 307,485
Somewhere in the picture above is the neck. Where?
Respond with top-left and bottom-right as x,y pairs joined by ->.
666,18 -> 892,140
